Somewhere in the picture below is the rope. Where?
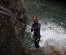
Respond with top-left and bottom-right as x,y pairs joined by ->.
0,11 -> 16,19
0,6 -> 15,16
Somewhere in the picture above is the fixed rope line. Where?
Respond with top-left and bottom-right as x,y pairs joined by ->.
0,11 -> 16,19
0,6 -> 16,19
0,6 -> 15,16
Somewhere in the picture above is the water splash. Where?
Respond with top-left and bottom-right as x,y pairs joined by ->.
39,20 -> 66,49
26,20 -> 66,49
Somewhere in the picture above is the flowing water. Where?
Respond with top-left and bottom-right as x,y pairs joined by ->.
22,0 -> 66,49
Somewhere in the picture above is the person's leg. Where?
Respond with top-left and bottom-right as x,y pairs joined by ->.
34,38 -> 40,48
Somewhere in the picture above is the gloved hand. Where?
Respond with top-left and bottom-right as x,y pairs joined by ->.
32,25 -> 37,30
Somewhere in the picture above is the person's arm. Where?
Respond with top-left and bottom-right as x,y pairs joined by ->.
31,24 -> 37,32
31,23 -> 41,32
38,24 -> 41,29
36,23 -> 41,30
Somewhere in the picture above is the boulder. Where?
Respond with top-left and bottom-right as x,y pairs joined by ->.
0,0 -> 27,55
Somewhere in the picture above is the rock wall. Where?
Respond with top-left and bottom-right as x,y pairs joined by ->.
0,0 -> 27,55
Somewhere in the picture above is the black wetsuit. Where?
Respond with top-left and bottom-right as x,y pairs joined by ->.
31,22 -> 41,48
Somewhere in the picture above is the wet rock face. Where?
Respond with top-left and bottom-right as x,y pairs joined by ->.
0,0 -> 27,55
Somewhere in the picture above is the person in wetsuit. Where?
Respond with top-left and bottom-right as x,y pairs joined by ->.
31,17 -> 41,48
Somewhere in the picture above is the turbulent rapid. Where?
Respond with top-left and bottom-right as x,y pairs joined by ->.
39,20 -> 66,48
22,0 -> 66,50
25,20 -> 66,50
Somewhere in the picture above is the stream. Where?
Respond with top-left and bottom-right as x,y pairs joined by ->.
21,0 -> 66,49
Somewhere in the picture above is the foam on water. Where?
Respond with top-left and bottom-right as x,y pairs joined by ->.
39,20 -> 66,48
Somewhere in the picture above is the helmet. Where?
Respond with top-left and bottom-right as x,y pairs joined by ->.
33,17 -> 38,22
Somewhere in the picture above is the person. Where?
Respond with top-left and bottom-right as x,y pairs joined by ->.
31,17 -> 41,48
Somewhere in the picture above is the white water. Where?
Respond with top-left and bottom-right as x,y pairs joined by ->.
26,20 -> 66,49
